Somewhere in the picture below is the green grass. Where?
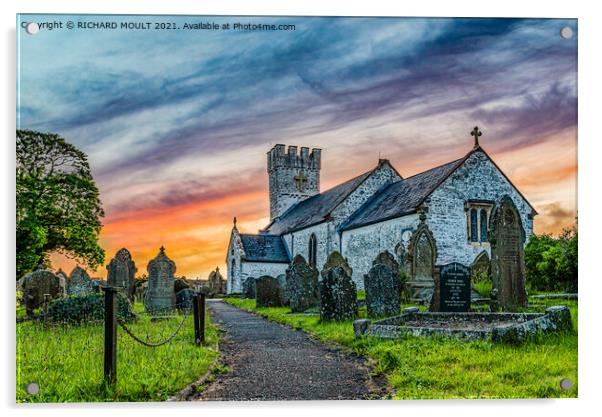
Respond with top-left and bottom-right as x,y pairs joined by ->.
473,280 -> 493,298
224,297 -> 577,399
16,302 -> 219,402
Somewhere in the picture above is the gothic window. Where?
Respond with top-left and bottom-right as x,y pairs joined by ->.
466,201 -> 493,243
480,208 -> 488,242
470,209 -> 478,242
308,233 -> 317,269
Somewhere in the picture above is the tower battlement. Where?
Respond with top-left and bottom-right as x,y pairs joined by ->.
267,144 -> 321,220
267,144 -> 321,171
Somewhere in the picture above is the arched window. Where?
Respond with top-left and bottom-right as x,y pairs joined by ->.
480,208 -> 488,242
470,208 -> 478,242
308,233 -> 317,268
231,259 -> 236,279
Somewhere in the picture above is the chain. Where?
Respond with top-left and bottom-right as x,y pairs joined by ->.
117,307 -> 191,348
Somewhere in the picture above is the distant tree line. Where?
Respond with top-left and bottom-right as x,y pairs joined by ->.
525,226 -> 578,293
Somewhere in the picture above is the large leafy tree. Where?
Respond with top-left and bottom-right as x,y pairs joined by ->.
16,130 -> 105,279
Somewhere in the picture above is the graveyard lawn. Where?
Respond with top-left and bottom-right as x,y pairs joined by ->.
224,297 -> 577,399
16,302 -> 219,402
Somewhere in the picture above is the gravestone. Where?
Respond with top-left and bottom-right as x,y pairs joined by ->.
107,248 -> 137,300
176,288 -> 195,312
364,251 -> 401,318
489,196 -> 528,310
67,266 -> 95,296
207,267 -> 227,294
319,251 -> 357,321
431,262 -> 471,312
255,275 -> 284,307
174,277 -> 191,294
276,274 -> 290,306
242,277 -> 256,299
21,269 -> 61,315
406,220 -> 437,303
145,246 -> 176,313
55,268 -> 68,296
286,255 -> 319,312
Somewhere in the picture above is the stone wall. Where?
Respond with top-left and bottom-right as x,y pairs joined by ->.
226,229 -> 243,294
341,214 -> 420,289
241,262 -> 288,285
426,150 -> 534,266
282,222 -> 336,273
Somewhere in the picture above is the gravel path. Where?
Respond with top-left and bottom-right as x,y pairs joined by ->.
194,299 -> 385,401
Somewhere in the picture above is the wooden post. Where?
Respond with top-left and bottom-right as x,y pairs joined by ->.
102,286 -> 118,386
193,292 -> 206,345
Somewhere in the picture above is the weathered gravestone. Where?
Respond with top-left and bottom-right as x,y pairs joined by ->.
176,288 -> 195,312
145,246 -> 176,313
430,262 -> 471,312
107,248 -> 137,300
406,219 -> 437,303
67,266 -> 95,296
21,269 -> 61,315
242,276 -> 256,299
286,255 -> 319,312
276,274 -> 289,306
489,196 -> 528,310
255,275 -> 284,307
319,251 -> 357,321
364,251 -> 401,318
174,277 -> 191,294
55,268 -> 67,296
208,267 -> 227,295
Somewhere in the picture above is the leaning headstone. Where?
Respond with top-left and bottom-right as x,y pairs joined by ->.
319,251 -> 357,321
255,275 -> 284,307
489,196 -> 528,310
431,262 -> 471,312
364,251 -> 401,318
107,248 -> 137,300
145,246 -> 176,313
21,269 -> 61,315
242,277 -> 256,299
286,255 -> 319,312
67,266 -> 95,296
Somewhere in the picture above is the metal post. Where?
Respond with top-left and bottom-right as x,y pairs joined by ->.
193,292 -> 206,345
102,286 -> 118,386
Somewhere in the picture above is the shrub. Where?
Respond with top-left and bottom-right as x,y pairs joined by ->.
47,292 -> 135,324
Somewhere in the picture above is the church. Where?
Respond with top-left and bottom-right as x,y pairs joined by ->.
225,127 -> 536,297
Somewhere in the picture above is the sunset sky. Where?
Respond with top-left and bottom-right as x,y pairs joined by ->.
17,15 -> 577,279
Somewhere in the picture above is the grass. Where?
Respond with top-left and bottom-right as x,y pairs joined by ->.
16,302 -> 219,402
224,296 -> 578,399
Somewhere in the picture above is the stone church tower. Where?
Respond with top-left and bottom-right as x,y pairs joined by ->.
267,144 -> 321,220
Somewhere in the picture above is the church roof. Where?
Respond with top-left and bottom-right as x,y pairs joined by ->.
340,157 -> 465,231
239,234 -> 290,263
262,168 -> 375,235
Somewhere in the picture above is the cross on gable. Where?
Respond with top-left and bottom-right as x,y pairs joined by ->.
471,126 -> 482,148
294,172 -> 308,192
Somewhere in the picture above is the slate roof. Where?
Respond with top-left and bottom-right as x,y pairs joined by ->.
263,169 -> 374,235
239,234 -> 290,263
340,157 -> 465,231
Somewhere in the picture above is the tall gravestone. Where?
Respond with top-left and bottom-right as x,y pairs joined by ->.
319,251 -> 357,321
364,251 -> 401,318
406,218 -> 437,303
286,255 -> 319,312
255,275 -> 284,307
21,269 -> 61,315
489,196 -> 528,310
276,274 -> 290,306
145,246 -> 176,313
242,277 -> 256,299
107,248 -> 137,300
67,266 -> 95,296
430,262 -> 471,312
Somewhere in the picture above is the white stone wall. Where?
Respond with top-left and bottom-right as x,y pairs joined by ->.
332,162 -> 400,225
341,214 -> 420,289
226,232 -> 243,294
282,222 -> 337,272
425,150 -> 534,266
240,262 -> 289,283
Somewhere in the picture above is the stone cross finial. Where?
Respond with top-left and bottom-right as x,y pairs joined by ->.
233,216 -> 237,228
294,172 -> 308,192
471,126 -> 482,149
159,246 -> 165,253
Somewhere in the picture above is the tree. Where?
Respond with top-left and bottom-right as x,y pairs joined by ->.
16,130 -> 105,279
